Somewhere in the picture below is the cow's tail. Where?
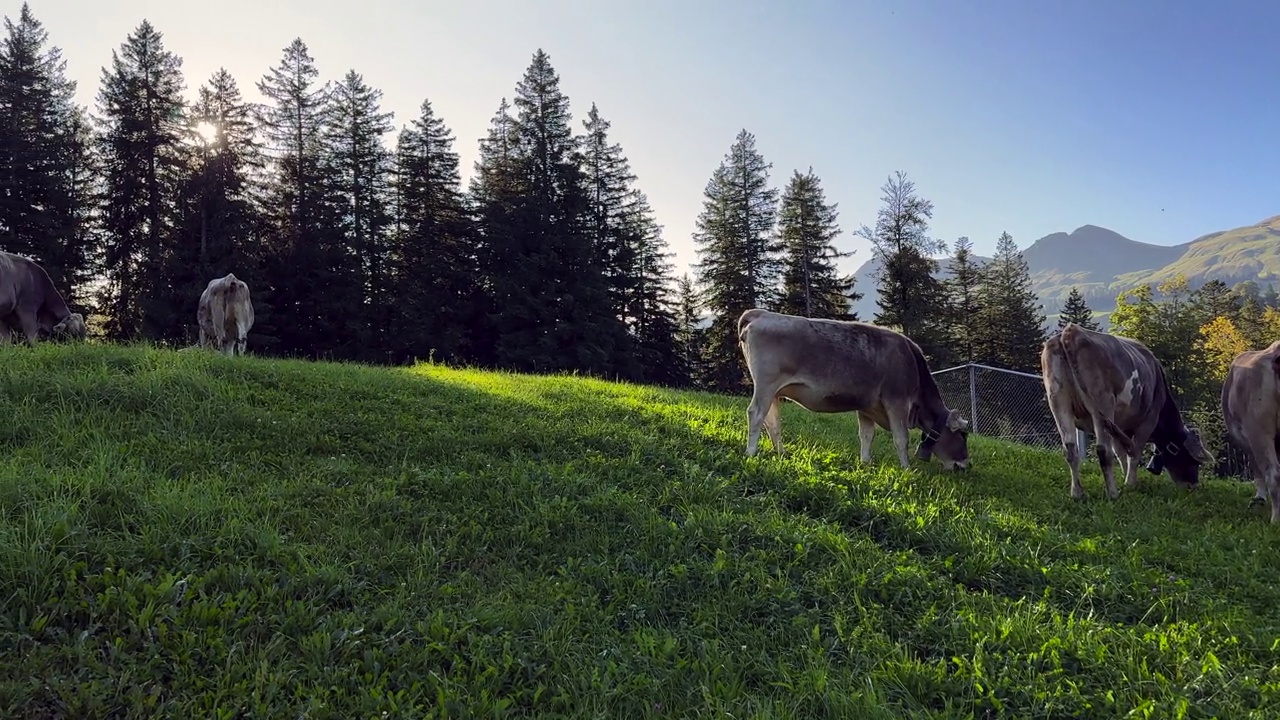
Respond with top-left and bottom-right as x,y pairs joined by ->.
1058,322 -> 1138,457
210,283 -> 229,347
226,277 -> 251,339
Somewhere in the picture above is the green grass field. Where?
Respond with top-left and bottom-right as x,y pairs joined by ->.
2,344 -> 1278,718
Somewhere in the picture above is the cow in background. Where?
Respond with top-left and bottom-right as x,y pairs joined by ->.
737,308 -> 971,471
1221,341 -> 1280,522
0,250 -> 86,344
1042,322 -> 1211,500
197,273 -> 254,357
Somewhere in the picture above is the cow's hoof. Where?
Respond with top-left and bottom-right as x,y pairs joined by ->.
1071,492 -> 1087,502
1249,496 -> 1266,508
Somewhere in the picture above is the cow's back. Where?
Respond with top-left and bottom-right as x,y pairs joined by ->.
1223,343 -> 1280,442
741,310 -> 923,411
0,252 -> 37,315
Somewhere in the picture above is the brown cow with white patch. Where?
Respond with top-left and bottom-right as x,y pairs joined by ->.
1041,322 -> 1211,501
0,250 -> 86,344
1221,340 -> 1280,522
737,308 -> 971,470
197,273 -> 254,357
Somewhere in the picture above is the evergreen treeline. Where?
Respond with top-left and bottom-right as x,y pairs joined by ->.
0,7 -> 1130,397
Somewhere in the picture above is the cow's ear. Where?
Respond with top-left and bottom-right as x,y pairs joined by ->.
1185,429 -> 1214,464
946,409 -> 968,432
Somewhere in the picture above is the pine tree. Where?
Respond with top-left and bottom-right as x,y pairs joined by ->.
325,69 -> 396,360
691,129 -> 781,392
1191,278 -> 1241,325
775,167 -> 857,319
58,106 -> 100,312
622,190 -> 683,385
673,272 -> 706,388
391,97 -> 477,365
0,2 -> 92,305
466,97 -> 520,367
580,102 -> 638,324
944,236 -> 983,360
1057,286 -> 1099,331
855,171 -> 950,363
484,49 -> 630,377
93,20 -> 190,342
172,68 -> 268,345
255,37 -> 343,357
973,232 -> 1047,371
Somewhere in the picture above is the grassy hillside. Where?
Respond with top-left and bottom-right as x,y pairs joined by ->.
2,344 -> 1278,718
1115,215 -> 1280,291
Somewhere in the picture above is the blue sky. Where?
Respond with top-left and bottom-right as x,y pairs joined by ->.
23,0 -> 1280,278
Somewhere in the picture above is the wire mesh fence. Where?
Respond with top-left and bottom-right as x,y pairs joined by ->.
930,362 -> 1252,481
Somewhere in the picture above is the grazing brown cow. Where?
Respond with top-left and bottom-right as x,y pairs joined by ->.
1042,322 -> 1211,500
1221,341 -> 1280,522
737,308 -> 971,470
197,273 -> 254,357
0,250 -> 86,344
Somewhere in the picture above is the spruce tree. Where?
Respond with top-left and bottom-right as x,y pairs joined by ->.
255,38 -> 343,357
1057,286 -> 1099,331
1191,278 -> 1241,325
973,231 -> 1046,371
171,68 -> 268,345
485,49 -> 629,377
775,167 -> 857,319
580,102 -> 638,324
673,272 -> 706,389
0,2 -> 92,304
855,171 -> 950,363
391,97 -> 477,365
622,190 -> 683,385
93,20 -> 190,342
944,236 -> 983,361
466,97 -> 520,367
691,129 -> 781,392
325,69 -> 396,360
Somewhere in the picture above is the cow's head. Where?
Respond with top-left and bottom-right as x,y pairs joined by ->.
52,312 -> 86,340
1144,426 -> 1213,489
916,408 -> 971,471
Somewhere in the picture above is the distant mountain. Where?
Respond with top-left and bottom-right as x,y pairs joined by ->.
846,216 -> 1280,329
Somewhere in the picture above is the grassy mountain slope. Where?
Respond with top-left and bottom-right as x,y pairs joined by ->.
2,344 -> 1278,717
1114,215 -> 1280,290
848,216 -> 1280,325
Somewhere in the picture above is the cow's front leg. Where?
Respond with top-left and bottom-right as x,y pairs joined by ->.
16,310 -> 39,345
886,408 -> 911,469
857,412 -> 876,464
1122,445 -> 1141,489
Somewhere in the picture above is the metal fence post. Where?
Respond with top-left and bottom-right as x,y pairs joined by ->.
968,363 -> 978,435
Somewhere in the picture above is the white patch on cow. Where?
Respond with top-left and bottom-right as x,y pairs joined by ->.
1118,369 -> 1140,408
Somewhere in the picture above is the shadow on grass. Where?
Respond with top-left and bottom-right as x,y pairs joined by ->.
540,378 -> 1280,639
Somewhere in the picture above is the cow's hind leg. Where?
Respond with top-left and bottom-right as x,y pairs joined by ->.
857,412 -> 876,464
1046,389 -> 1087,500
745,385 -> 781,457
1092,416 -> 1120,500
762,398 -> 784,455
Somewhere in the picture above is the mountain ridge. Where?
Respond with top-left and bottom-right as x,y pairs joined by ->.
846,215 -> 1280,325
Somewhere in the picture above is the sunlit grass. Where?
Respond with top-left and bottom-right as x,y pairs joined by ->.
1,342 -> 1277,718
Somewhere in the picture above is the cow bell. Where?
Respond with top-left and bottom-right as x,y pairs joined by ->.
1145,453 -> 1165,475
